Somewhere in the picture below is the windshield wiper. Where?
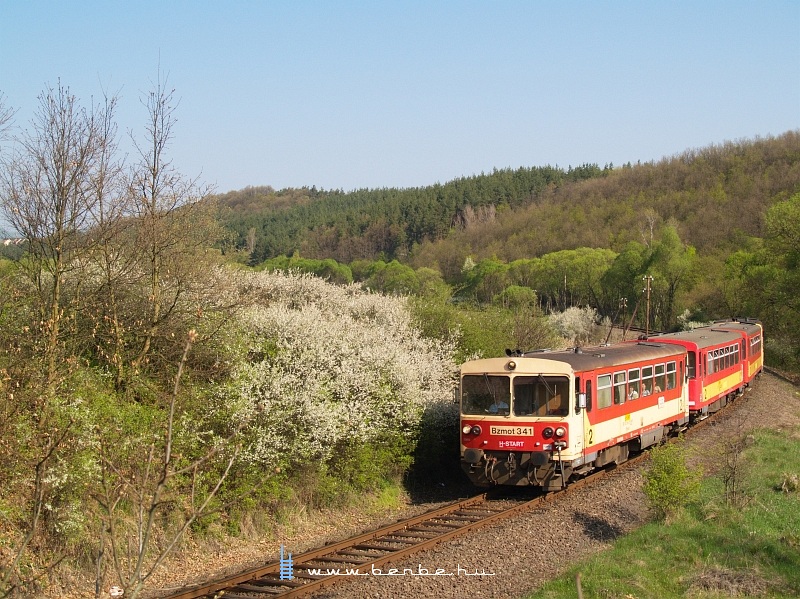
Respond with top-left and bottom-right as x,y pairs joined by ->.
483,373 -> 496,403
538,374 -> 556,398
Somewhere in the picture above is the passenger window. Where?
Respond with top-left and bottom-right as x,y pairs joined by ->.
613,372 -> 626,404
666,361 -> 676,390
641,365 -> 654,396
597,374 -> 612,409
654,364 -> 665,393
628,368 -> 640,399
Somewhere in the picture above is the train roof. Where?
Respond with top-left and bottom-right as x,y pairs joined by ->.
510,341 -> 686,372
709,319 -> 763,337
647,327 -> 741,350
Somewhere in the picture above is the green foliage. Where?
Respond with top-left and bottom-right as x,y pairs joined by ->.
288,434 -> 415,510
257,254 -> 353,284
643,439 -> 702,520
454,304 -> 523,359
459,257 -> 510,303
493,285 -> 538,309
413,266 -> 452,300
362,260 -> 420,295
409,292 -> 559,361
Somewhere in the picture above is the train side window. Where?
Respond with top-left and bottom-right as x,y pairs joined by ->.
585,379 -> 593,412
654,364 -> 665,393
597,374 -> 612,409
613,371 -> 626,404
687,351 -> 696,379
666,361 -> 677,390
628,368 -> 640,399
707,352 -> 715,375
641,365 -> 654,396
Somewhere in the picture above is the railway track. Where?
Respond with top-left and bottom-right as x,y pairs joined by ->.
161,380 -> 741,599
160,470 -> 615,599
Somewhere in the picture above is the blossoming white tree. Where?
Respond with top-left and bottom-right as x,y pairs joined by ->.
220,271 -> 459,470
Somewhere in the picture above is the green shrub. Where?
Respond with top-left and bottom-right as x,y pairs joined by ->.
643,439 -> 702,520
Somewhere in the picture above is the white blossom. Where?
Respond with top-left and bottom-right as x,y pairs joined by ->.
217,271 -> 458,468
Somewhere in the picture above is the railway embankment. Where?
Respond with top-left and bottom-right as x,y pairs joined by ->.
139,372 -> 799,599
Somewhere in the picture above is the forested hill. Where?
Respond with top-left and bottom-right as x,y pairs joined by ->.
218,132 -> 800,268
218,163 -> 608,264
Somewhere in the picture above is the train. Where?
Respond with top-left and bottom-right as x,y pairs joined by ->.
458,318 -> 764,491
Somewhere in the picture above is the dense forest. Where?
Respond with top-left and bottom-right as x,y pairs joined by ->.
219,163 -> 610,264
221,132 -> 800,358
221,133 -> 800,269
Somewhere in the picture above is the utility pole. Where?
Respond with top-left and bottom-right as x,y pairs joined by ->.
619,297 -> 628,340
642,275 -> 654,336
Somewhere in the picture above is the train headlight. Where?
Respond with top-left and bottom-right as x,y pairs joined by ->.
555,427 -> 566,438
471,425 -> 482,436
542,427 -> 554,439
462,425 -> 473,434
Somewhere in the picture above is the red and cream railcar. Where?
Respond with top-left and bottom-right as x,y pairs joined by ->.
647,326 -> 747,418
709,319 -> 764,386
459,342 -> 688,491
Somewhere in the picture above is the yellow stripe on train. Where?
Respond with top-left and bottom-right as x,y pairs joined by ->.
749,356 -> 763,378
703,370 -> 743,402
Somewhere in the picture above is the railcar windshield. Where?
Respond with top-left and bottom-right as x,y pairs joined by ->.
461,375 -> 511,415
513,375 -> 570,416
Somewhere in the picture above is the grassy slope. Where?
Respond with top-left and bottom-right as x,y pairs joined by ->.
526,428 -> 800,599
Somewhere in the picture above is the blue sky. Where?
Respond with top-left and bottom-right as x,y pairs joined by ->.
1,1 -> 799,196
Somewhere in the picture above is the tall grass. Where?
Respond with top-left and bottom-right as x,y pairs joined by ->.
526,428 -> 800,598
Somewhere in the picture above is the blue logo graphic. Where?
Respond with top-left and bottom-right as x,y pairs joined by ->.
279,544 -> 294,580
